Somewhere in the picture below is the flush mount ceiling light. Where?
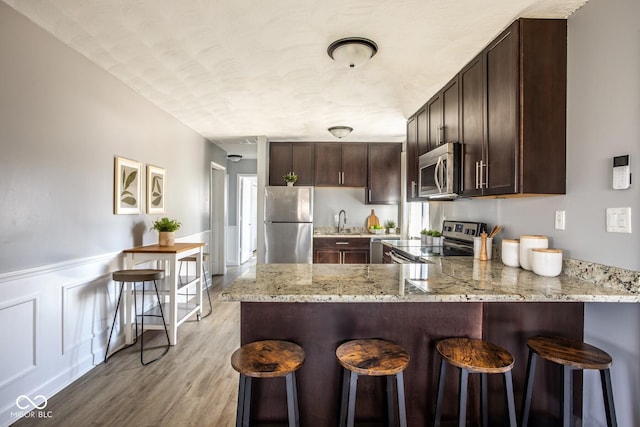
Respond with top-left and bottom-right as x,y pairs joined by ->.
227,154 -> 243,162
327,37 -> 378,68
328,126 -> 353,139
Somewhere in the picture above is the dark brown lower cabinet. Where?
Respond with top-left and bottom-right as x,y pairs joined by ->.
313,237 -> 370,264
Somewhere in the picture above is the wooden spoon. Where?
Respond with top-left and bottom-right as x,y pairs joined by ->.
489,226 -> 503,238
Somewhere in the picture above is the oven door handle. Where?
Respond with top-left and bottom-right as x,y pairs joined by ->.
443,240 -> 473,254
390,252 -> 411,264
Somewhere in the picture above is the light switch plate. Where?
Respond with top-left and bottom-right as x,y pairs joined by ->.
606,207 -> 632,233
554,210 -> 566,230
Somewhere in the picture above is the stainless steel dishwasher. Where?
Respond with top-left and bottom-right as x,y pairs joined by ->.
370,236 -> 400,263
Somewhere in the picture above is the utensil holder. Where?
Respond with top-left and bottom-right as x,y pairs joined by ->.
474,235 -> 493,260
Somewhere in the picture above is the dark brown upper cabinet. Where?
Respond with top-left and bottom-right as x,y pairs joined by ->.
459,18 -> 567,197
315,143 -> 367,187
417,107 -> 429,156
367,143 -> 401,205
426,76 -> 460,152
406,115 -> 420,201
268,142 -> 314,186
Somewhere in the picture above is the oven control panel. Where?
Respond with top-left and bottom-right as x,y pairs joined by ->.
441,220 -> 487,243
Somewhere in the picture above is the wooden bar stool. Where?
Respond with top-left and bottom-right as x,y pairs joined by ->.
336,339 -> 410,427
231,340 -> 305,427
521,335 -> 617,427
434,337 -> 517,427
104,269 -> 170,365
178,252 -> 212,318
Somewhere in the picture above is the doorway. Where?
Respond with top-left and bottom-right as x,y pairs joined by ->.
238,174 -> 257,264
210,161 -> 227,275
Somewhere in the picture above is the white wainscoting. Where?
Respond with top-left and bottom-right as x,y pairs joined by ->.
225,226 -> 239,266
0,231 -> 210,426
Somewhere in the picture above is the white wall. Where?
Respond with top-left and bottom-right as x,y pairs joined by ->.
431,0 -> 640,424
0,4 -> 227,425
314,187 -> 399,228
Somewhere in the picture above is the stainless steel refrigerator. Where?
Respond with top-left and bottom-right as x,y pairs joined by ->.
264,186 -> 314,263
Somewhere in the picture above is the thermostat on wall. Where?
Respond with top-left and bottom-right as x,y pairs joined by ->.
612,155 -> 631,190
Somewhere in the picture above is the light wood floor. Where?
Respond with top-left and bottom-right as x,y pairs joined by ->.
14,259 -> 255,427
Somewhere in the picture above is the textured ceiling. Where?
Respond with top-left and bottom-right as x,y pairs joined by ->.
3,0 -> 587,158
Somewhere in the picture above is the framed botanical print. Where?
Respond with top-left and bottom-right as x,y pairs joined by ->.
146,164 -> 166,214
114,156 -> 141,214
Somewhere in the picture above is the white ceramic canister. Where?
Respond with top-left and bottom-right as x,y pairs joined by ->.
519,235 -> 548,270
501,239 -> 520,267
531,248 -> 563,277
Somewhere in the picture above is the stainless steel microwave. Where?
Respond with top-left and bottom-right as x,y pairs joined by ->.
418,142 -> 461,200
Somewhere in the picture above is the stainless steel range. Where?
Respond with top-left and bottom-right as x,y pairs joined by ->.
387,220 -> 487,263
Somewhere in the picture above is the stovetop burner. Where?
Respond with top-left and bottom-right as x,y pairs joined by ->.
388,220 -> 487,262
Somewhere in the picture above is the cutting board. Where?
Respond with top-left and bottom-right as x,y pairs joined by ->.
366,209 -> 380,228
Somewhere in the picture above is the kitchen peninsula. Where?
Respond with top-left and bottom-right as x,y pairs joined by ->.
221,259 -> 638,426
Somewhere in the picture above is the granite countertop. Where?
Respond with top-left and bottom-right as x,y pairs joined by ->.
220,257 -> 640,303
313,233 -> 401,238
313,226 -> 400,238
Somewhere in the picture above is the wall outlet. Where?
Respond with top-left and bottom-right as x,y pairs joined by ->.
554,210 -> 566,230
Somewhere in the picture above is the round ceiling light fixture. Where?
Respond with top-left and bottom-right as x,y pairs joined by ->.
227,154 -> 243,162
327,37 -> 378,68
328,126 -> 353,139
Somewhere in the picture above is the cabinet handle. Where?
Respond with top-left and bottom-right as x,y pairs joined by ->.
483,161 -> 488,189
336,242 -> 349,245
475,161 -> 479,189
368,189 -> 372,201
439,125 -> 445,145
411,181 -> 417,198
478,160 -> 486,189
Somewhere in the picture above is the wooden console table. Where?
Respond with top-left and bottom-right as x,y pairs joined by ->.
122,242 -> 204,345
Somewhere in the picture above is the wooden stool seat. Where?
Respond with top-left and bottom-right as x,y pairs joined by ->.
527,335 -> 612,370
336,338 -> 410,376
436,337 -> 515,374
179,252 -> 210,262
434,337 -> 517,427
521,335 -> 617,427
112,269 -> 165,283
105,269 -> 170,365
337,339 -> 409,427
231,340 -> 305,378
232,340 -> 304,427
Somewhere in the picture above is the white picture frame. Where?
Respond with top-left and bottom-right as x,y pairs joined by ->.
114,156 -> 141,214
146,164 -> 166,214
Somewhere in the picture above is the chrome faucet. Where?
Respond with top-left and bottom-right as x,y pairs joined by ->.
338,210 -> 347,233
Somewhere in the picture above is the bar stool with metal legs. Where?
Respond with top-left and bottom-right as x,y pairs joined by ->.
336,339 -> 410,427
104,269 -> 171,365
231,340 -> 305,427
434,337 -> 517,427
521,335 -> 617,427
178,252 -> 213,318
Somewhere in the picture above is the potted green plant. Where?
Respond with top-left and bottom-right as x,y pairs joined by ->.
151,217 -> 181,246
283,172 -> 298,186
384,220 -> 397,234
431,230 -> 442,246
